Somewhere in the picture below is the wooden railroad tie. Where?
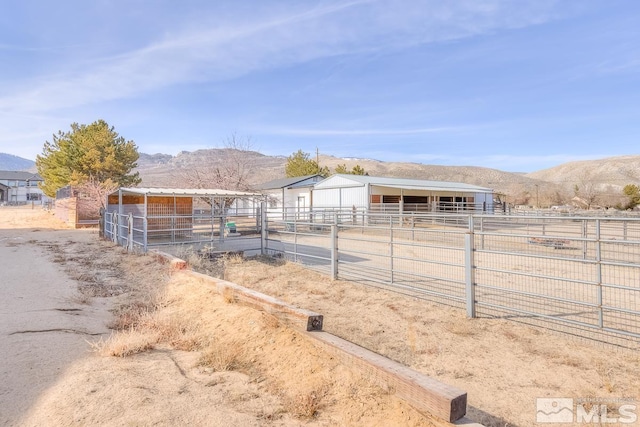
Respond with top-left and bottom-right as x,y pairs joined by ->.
174,255 -> 470,424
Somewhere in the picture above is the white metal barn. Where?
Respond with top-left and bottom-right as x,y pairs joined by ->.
254,175 -> 324,218
311,175 -> 494,213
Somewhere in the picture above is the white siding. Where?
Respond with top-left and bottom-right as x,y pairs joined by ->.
312,186 -> 367,209
310,175 -> 494,212
312,188 -> 341,208
474,192 -> 494,211
314,175 -> 362,189
340,187 -> 368,208
284,188 -> 311,210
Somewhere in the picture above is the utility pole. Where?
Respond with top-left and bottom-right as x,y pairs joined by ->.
316,147 -> 320,174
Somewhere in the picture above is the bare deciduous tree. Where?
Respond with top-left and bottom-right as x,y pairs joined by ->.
173,133 -> 255,191
573,171 -> 602,209
171,134 -> 258,210
75,177 -> 118,220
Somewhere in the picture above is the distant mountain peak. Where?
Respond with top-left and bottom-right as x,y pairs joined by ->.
0,153 -> 36,171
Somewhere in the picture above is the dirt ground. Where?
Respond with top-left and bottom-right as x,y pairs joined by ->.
220,257 -> 640,425
0,206 -> 444,427
2,205 -> 639,427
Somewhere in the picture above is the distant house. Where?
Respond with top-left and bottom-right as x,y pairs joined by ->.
253,175 -> 324,218
0,171 -> 47,205
312,175 -> 494,213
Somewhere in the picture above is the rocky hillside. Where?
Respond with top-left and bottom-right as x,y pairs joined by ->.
136,149 -> 287,187
135,149 -> 561,205
526,155 -> 640,191
6,148 -> 633,207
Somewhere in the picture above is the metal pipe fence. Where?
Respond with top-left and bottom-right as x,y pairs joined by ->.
103,210 -> 263,255
264,212 -> 640,349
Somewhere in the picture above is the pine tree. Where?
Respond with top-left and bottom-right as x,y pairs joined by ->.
350,164 -> 368,175
622,184 -> 640,209
285,150 -> 329,178
36,120 -> 140,197
334,163 -> 368,175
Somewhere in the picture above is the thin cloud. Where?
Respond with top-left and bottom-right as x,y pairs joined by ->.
263,126 -> 461,136
0,0 -> 562,113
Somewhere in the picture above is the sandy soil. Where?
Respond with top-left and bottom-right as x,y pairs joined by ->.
0,207 -> 443,427
221,256 -> 640,426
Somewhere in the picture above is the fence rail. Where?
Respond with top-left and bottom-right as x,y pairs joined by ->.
103,206 -> 640,349
103,210 -> 264,255
264,212 -> 640,349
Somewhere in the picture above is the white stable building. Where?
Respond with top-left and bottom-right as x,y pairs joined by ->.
311,175 -> 494,213
256,174 -> 495,216
254,175 -> 324,218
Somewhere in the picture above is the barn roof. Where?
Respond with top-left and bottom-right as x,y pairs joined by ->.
316,174 -> 493,193
112,188 -> 262,198
254,175 -> 323,190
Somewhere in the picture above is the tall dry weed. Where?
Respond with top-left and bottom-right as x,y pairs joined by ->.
288,392 -> 321,418
282,386 -> 328,419
199,340 -> 246,372
108,301 -> 154,330
89,330 -> 159,357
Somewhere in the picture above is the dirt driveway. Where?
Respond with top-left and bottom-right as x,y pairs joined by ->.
0,209 -> 110,425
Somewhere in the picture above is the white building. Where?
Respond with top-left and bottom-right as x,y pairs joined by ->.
312,175 -> 494,213
256,174 -> 495,216
0,171 -> 47,205
254,175 -> 324,219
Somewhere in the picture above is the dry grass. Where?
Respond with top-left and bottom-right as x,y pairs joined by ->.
283,390 -> 325,419
90,330 -> 158,357
198,340 -> 246,372
222,287 -> 237,304
54,227 -> 637,426
108,301 -> 153,330
177,247 -> 206,270
98,308 -> 211,356
596,363 -> 617,393
222,256 -> 640,427
68,292 -> 92,305
29,228 -> 438,426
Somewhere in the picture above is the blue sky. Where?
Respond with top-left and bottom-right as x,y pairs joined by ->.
0,1 -> 638,172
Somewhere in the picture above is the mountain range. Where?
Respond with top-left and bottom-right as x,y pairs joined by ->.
3,150 -> 640,207
0,153 -> 36,171
136,150 -> 640,206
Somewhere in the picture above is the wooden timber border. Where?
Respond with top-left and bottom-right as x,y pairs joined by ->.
306,331 -> 467,423
187,270 -> 323,332
148,249 -> 188,270
151,249 -> 474,424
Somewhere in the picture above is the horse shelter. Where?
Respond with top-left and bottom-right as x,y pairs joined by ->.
104,187 -> 265,254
